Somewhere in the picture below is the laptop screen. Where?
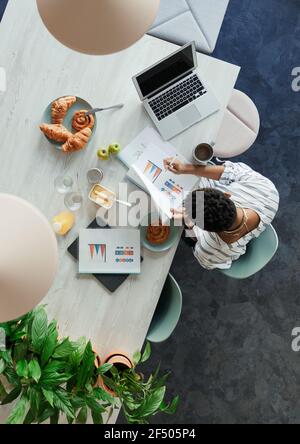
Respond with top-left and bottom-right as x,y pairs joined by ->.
135,43 -> 196,99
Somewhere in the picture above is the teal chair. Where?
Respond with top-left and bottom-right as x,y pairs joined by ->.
221,224 -> 279,279
147,273 -> 182,343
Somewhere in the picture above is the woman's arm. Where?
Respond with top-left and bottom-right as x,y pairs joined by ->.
164,158 -> 225,181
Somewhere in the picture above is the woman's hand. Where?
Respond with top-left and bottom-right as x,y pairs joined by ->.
171,207 -> 195,229
164,158 -> 187,175
171,207 -> 186,220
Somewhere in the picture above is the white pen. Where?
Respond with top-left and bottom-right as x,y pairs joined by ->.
167,154 -> 178,171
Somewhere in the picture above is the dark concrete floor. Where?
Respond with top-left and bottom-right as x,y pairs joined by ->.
0,0 -> 7,21
1,0 -> 300,425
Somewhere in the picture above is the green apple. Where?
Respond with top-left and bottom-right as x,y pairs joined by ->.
97,148 -> 110,160
108,143 -> 121,154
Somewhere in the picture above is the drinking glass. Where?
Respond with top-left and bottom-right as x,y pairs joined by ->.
64,191 -> 83,211
54,175 -> 73,194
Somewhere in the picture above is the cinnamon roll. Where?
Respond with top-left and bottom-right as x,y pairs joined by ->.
72,110 -> 95,131
146,222 -> 170,245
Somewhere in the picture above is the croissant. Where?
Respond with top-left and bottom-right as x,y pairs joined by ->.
72,110 -> 95,131
62,127 -> 92,153
147,222 -> 170,245
51,96 -> 77,124
40,123 -> 73,143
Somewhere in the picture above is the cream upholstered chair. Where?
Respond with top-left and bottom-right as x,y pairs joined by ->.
213,89 -> 260,158
149,0 -> 230,54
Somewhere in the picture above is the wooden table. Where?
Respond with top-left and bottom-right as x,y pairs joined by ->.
0,0 -> 240,423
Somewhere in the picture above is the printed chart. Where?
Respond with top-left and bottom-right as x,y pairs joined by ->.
89,243 -> 106,262
143,160 -> 162,183
161,179 -> 184,199
115,246 -> 135,263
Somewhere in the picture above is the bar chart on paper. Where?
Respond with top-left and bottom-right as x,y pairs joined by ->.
161,179 -> 184,199
89,244 -> 107,262
131,144 -> 199,216
143,160 -> 162,183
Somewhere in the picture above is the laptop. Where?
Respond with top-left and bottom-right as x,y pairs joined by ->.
132,42 -> 220,140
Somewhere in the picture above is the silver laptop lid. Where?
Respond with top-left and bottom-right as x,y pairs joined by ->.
133,41 -> 198,101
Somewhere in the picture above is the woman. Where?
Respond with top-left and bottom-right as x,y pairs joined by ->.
164,158 -> 279,270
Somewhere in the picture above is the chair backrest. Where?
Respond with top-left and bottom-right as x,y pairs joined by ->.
221,225 -> 279,279
146,273 -> 182,343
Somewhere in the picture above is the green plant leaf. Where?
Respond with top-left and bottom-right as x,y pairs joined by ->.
67,415 -> 74,425
76,342 -> 96,390
0,358 -> 5,374
85,396 -> 106,415
101,375 -> 118,393
133,351 -> 141,366
1,385 -> 22,405
50,410 -> 59,424
86,396 -> 105,425
28,359 -> 41,383
41,360 -> 66,374
4,367 -> 20,386
152,371 -> 170,390
41,321 -> 58,367
31,308 -> 48,353
93,387 -> 115,404
53,389 -> 75,419
132,386 -> 166,419
52,338 -> 74,359
39,360 -> 72,388
76,405 -> 88,424
160,395 -> 179,415
40,372 -> 72,389
23,408 -> 36,425
6,396 -> 28,424
69,337 -> 87,370
141,342 -> 151,363
70,395 -> 85,409
28,387 -> 41,415
42,388 -> 54,407
0,350 -> 13,365
37,407 -> 55,424
16,359 -> 28,378
13,342 -> 27,362
0,378 -> 7,403
91,409 -> 103,424
98,363 -> 113,375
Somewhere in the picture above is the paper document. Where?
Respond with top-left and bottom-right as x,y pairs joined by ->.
132,144 -> 199,219
79,229 -> 141,274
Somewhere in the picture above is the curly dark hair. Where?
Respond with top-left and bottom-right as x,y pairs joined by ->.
185,188 -> 237,233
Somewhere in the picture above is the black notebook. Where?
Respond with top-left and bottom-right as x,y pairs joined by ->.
68,219 -> 143,293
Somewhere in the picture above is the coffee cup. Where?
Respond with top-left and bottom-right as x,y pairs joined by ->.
192,143 -> 214,165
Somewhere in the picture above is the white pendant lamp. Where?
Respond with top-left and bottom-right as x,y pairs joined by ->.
0,194 -> 58,323
36,0 -> 160,55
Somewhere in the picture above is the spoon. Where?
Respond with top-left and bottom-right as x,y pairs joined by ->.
95,190 -> 132,208
86,104 -> 124,116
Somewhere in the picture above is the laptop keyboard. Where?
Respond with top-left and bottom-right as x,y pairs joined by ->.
149,74 -> 207,121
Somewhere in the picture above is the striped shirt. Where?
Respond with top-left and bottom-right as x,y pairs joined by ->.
192,161 -> 279,270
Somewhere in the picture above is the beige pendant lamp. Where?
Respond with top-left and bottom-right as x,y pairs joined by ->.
36,0 -> 160,55
0,194 -> 58,323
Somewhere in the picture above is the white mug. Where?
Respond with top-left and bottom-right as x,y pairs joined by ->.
192,143 -> 214,166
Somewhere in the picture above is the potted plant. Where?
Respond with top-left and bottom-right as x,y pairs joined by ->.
100,342 -> 179,424
98,351 -> 133,396
0,307 -> 115,424
0,307 -> 178,424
